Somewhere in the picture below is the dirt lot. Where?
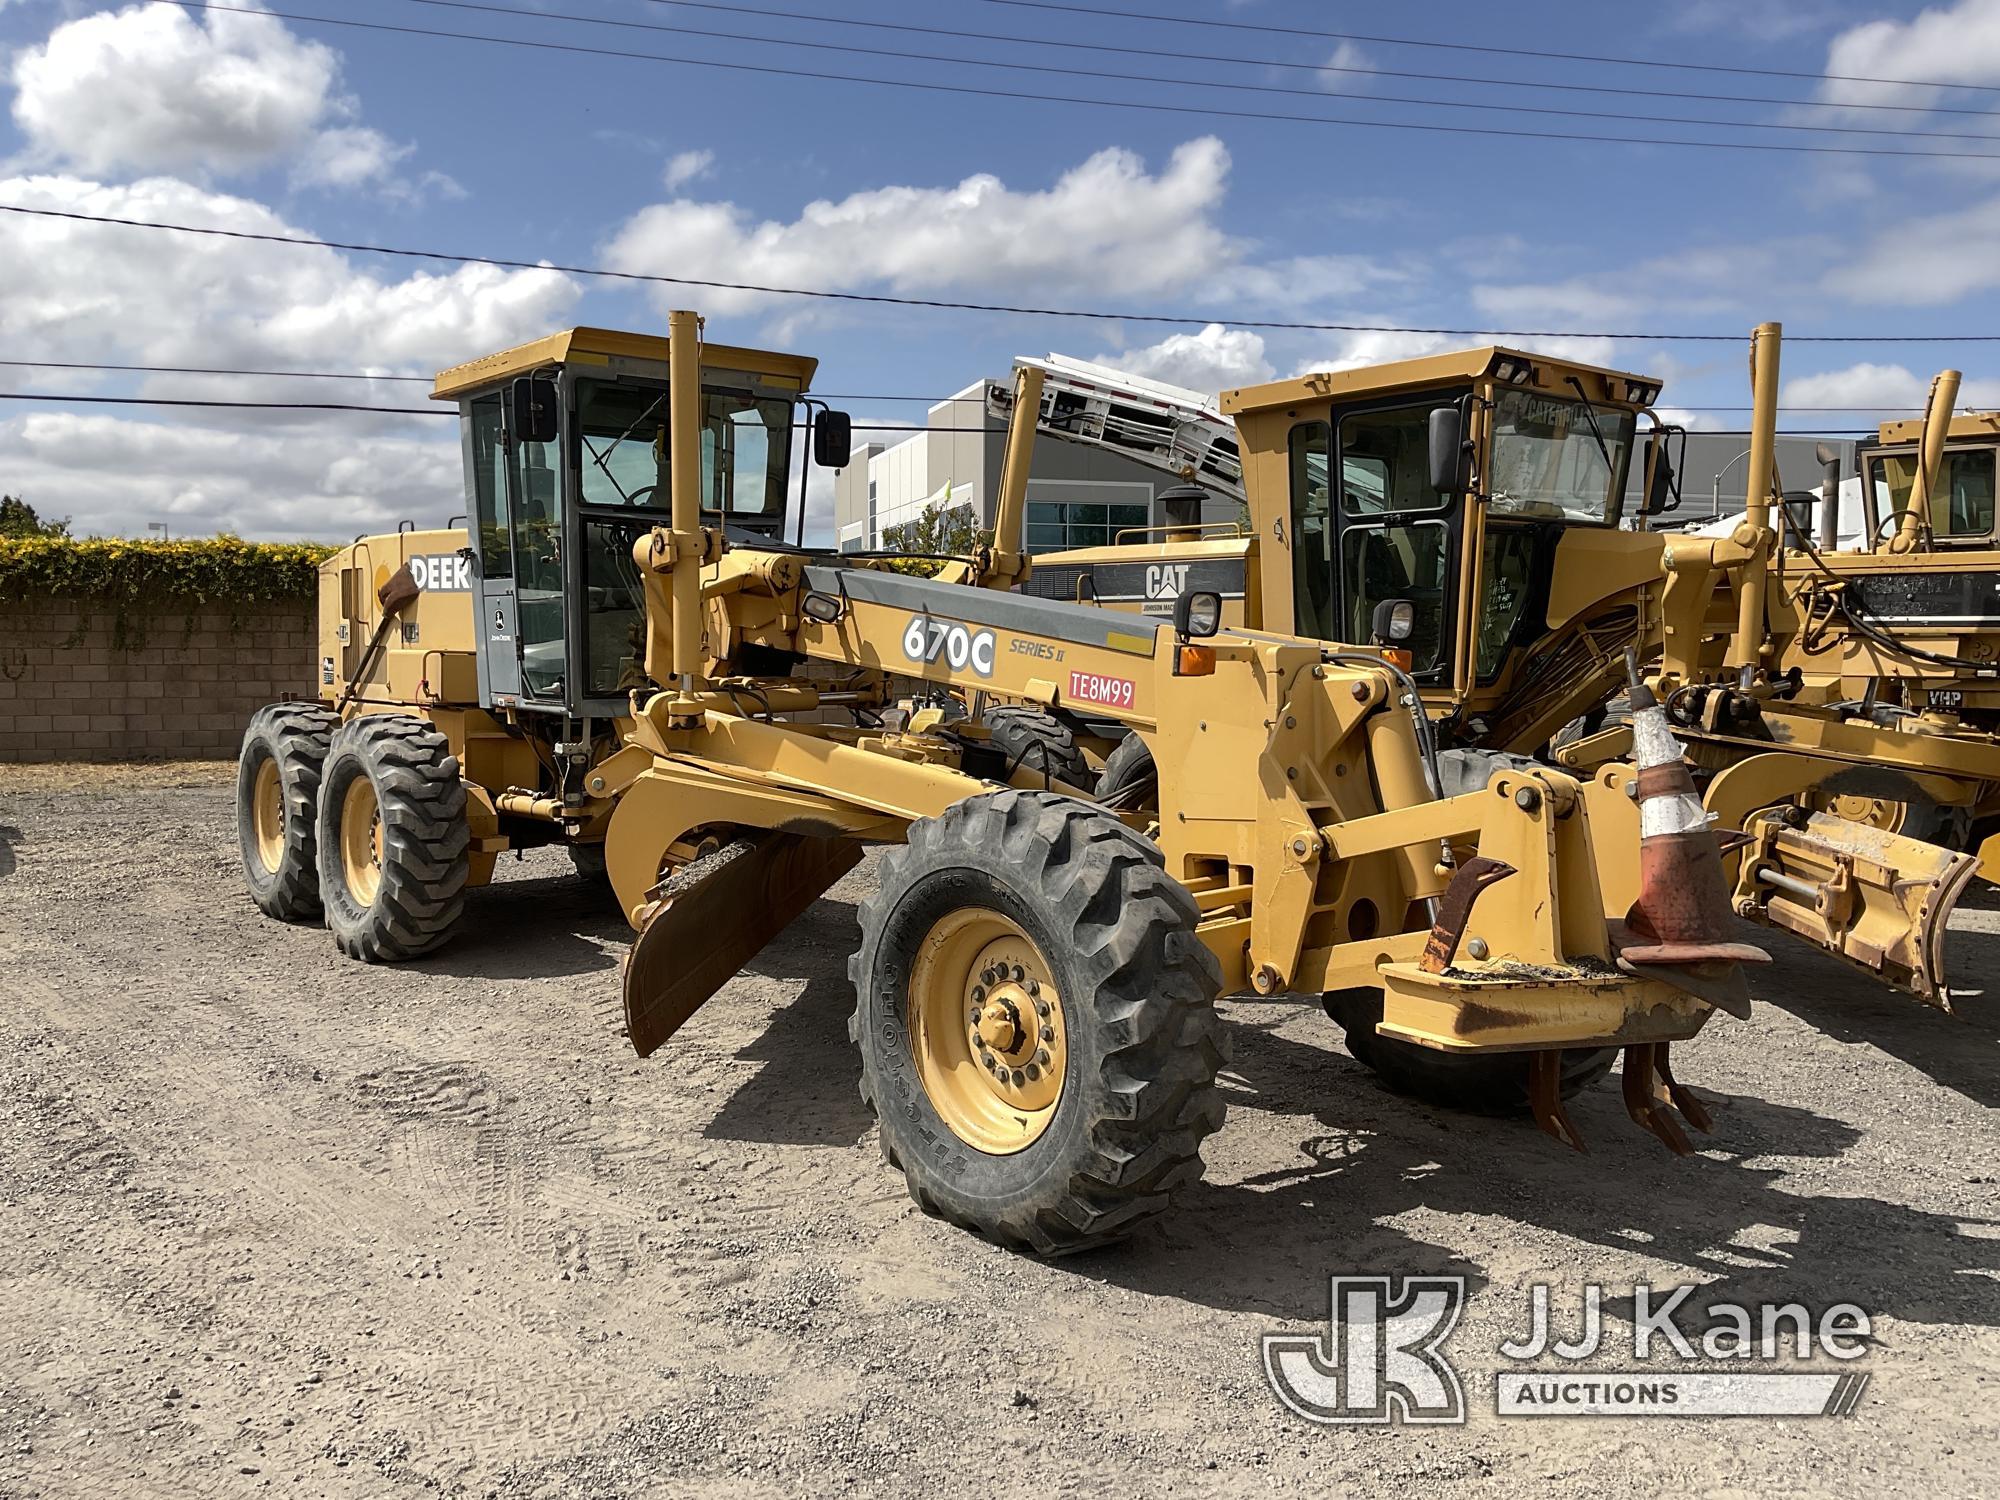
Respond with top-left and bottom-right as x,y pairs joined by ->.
1,765 -> 1996,1498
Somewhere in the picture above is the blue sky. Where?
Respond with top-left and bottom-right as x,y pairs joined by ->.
4,0 -> 2000,540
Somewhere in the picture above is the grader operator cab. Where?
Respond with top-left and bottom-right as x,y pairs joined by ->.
239,313 -> 1767,1255
1016,347 -> 1677,759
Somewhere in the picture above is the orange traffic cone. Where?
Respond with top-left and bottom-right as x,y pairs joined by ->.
1615,657 -> 1768,987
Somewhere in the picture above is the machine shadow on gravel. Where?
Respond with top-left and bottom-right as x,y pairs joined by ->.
407,871 -> 628,982
703,975 -> 877,1148
0,823 -> 18,881
1065,1007 -> 2000,1330
1749,925 -> 2000,1109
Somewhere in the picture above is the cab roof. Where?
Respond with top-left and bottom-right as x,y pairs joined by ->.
431,326 -> 819,401
1219,345 -> 1655,417
1873,410 -> 2000,445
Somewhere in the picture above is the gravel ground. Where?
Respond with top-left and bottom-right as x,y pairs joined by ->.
1,764 -> 1996,1498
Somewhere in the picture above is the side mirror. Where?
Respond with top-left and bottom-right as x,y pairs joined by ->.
509,376 -> 559,445
1428,405 -> 1465,494
1172,589 -> 1222,639
1643,442 -> 1677,515
1370,598 -> 1415,644
813,410 -> 853,469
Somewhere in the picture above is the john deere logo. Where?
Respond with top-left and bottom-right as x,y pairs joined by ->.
412,554 -> 473,592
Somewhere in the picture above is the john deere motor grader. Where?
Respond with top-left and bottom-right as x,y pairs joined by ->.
239,312 -> 1763,1253
997,337 -> 1991,1009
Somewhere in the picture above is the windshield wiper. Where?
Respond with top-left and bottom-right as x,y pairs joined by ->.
1563,376 -> 1616,484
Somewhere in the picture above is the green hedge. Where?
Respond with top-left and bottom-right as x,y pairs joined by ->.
0,536 -> 337,650
0,535 -> 336,607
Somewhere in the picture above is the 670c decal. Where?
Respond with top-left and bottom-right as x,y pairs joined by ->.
903,617 -> 996,676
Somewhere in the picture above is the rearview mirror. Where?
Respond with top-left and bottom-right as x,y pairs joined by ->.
1172,589 -> 1222,639
813,410 -> 853,469
1428,405 -> 1465,494
509,376 -> 559,445
1643,442 -> 1677,515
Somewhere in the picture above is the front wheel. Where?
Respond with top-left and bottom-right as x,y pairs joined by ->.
850,790 -> 1226,1255
316,715 -> 470,962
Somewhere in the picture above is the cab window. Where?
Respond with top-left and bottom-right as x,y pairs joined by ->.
1869,448 -> 1998,540
1289,421 -> 1334,639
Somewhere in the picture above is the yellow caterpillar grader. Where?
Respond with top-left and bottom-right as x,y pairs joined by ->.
238,313 -> 1764,1253
1004,330 -> 1997,1009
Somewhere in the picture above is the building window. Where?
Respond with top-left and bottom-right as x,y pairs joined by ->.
868,479 -> 877,500
1024,500 -> 1151,553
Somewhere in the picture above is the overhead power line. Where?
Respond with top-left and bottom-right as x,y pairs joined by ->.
8,199 -> 2000,344
968,0 -> 2000,94
0,362 -> 1961,414
0,391 -> 1013,432
0,391 -> 1877,435
164,4 -> 2000,163
658,0 -> 2000,119
396,0 -> 2000,144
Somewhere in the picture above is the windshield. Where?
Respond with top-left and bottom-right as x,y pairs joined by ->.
1489,389 -> 1634,525
575,376 -> 795,524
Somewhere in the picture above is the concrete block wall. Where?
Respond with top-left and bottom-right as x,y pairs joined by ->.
0,598 -> 318,762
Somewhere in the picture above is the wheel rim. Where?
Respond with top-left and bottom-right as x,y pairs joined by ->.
1825,792 -> 1905,831
251,757 -> 286,873
340,775 -> 384,907
907,908 -> 1068,1155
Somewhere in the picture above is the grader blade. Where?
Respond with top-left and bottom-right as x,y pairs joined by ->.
1732,812 -> 1981,1010
621,832 -> 864,1057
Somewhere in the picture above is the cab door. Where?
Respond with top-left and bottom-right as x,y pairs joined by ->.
462,393 -> 524,706
1328,391 -> 1468,682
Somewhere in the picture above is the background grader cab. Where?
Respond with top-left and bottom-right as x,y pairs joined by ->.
238,311 -> 1764,1254
992,335 -> 1990,1013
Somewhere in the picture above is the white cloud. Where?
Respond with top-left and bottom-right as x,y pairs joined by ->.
1818,0 -> 2000,111
1823,193 -> 2000,303
2,410 -> 463,542
0,174 -> 580,537
9,4 -> 436,197
1289,329 -> 1456,376
1781,360 -> 2000,411
1094,324 -> 1274,396
662,149 -> 715,191
606,138 -> 1247,317
1,175 -> 577,372
1316,40 -> 1375,92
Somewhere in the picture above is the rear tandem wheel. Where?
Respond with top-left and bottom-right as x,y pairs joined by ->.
315,714 -> 470,962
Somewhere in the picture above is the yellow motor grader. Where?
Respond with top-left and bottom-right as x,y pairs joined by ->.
237,313 -> 1762,1252
1553,327 -> 2000,1006
1002,334 -> 1997,1009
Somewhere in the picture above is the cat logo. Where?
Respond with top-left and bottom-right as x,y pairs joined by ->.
1146,563 -> 1190,601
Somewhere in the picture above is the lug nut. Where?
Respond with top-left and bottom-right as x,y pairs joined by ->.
1025,1064 -> 1041,1081
1039,1024 -> 1054,1042
1024,978 -> 1039,995
1011,964 -> 1025,982
1010,1069 -> 1025,1086
1035,1047 -> 1051,1066
1034,999 -> 1051,1018
970,985 -> 986,1004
